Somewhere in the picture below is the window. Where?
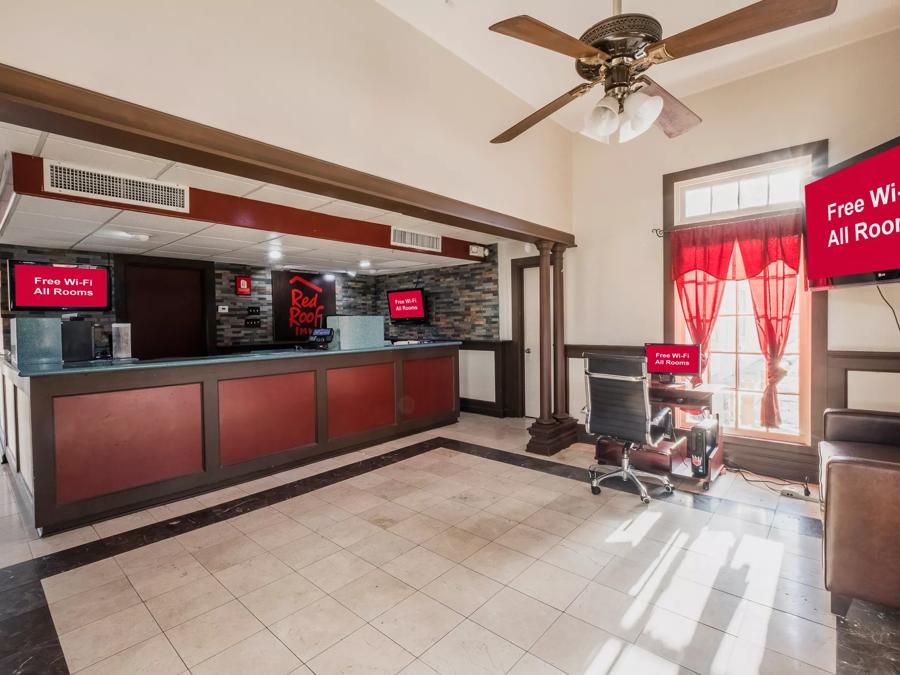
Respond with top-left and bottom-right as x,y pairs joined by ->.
673,157 -> 812,443
676,156 -> 811,226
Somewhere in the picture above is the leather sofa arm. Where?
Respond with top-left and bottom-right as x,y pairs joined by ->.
823,408 -> 900,445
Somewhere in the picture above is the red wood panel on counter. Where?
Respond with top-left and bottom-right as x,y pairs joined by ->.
401,356 -> 456,420
54,384 -> 203,504
327,363 -> 395,439
218,371 -> 316,466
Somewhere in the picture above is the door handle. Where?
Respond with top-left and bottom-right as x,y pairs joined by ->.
524,347 -> 532,354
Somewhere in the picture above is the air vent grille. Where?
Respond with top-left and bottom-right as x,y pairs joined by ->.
390,226 -> 442,252
44,161 -> 189,212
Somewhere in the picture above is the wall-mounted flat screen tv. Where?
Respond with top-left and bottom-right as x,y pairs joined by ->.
8,261 -> 111,311
387,288 -> 426,322
805,137 -> 899,290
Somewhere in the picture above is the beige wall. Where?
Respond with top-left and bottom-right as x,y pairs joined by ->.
567,28 -> 900,353
0,0 -> 572,232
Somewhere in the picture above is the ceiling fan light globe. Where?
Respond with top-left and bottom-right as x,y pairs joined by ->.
623,92 -> 664,132
583,97 -> 620,138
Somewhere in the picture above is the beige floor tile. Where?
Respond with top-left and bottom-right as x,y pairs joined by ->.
456,512 -> 517,540
637,606 -> 735,675
115,538 -> 186,576
309,624 -> 416,674
145,575 -> 233,630
382,546 -> 456,589
77,633 -> 185,675
726,635 -> 833,675
767,529 -> 823,561
530,614 -> 624,675
270,531 -> 341,571
244,519 -> 312,551
372,592 -> 464,656
93,511 -> 157,539
30,525 -> 99,558
348,528 -> 418,566
0,540 -> 32,568
332,568 -> 415,620
191,629 -> 301,675
462,542 -> 535,584
471,587 -> 560,650
326,489 -> 392,515
368,478 -> 419,501
496,524 -> 562,558
421,527 -> 490,563
270,595 -> 365,661
566,581 -> 651,642
227,506 -> 290,534
394,488 -> 447,512
545,494 -> 602,520
299,549 -> 375,593
422,499 -> 479,525
193,534 -> 265,573
401,659 -> 440,674
359,501 -> 417,528
522,508 -> 584,538
421,565 -> 503,617
177,521 -> 242,553
485,496 -> 541,522
508,653 -> 566,675
58,603 -> 160,672
165,599 -> 263,668
239,572 -> 325,626
317,514 -> 384,547
738,602 -> 836,673
450,487 -> 505,511
389,513 -> 452,544
214,552 -> 292,596
42,558 -> 124,604
509,560 -> 589,611
49,577 -> 141,635
421,619 -> 523,675
649,576 -> 748,636
148,497 -> 206,522
540,539 -> 614,580
510,484 -> 562,508
127,552 -> 210,601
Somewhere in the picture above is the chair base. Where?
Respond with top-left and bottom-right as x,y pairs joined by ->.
588,443 -> 673,504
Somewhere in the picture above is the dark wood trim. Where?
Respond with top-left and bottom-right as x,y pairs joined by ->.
0,63 -> 573,246
660,141 -> 829,479
510,256 -> 540,417
826,350 -> 900,410
551,244 -> 568,418
113,254 -> 217,356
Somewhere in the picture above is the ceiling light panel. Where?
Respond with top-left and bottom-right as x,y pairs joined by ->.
41,135 -> 171,178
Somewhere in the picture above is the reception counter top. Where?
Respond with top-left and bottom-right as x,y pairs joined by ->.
0,342 -> 460,533
8,341 -> 461,377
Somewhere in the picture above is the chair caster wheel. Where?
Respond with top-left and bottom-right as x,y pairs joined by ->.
641,495 -> 651,505
664,485 -> 673,494
591,486 -> 602,495
703,483 -> 710,491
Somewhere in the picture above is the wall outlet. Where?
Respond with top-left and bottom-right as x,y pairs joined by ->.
245,318 -> 261,328
469,244 -> 487,258
217,305 -> 229,313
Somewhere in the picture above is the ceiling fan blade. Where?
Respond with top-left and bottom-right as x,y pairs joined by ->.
647,0 -> 837,62
491,83 -> 595,144
490,16 -> 607,61
637,76 -> 702,138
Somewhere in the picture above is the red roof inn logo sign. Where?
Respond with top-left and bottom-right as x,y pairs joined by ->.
272,271 -> 336,341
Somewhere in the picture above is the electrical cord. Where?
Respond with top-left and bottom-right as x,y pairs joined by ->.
726,463 -> 811,497
876,285 -> 900,335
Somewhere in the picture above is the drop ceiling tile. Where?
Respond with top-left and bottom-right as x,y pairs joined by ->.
90,226 -> 186,247
73,242 -> 154,254
1,230 -> 80,248
175,235 -> 247,251
141,250 -> 210,260
157,164 -> 263,197
243,240 -> 313,254
16,195 -> 120,222
198,223 -> 282,243
248,184 -> 333,211
312,200 -> 388,221
4,211 -> 105,236
41,135 -> 170,178
107,210 -> 212,235
377,260 -> 430,269
155,242 -> 238,254
0,122 -> 41,155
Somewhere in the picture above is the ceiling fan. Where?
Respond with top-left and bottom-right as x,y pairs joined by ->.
489,0 -> 838,144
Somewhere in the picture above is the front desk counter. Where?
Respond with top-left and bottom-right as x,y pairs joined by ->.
0,342 -> 460,534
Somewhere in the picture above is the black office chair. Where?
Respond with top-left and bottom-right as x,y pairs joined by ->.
584,353 -> 676,504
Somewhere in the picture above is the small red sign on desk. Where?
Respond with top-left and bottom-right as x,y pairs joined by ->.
645,343 -> 701,375
235,276 -> 252,296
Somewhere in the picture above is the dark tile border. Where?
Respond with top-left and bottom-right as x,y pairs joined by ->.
0,435 -> 828,674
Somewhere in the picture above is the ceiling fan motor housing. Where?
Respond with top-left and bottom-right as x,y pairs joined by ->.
576,13 -> 663,81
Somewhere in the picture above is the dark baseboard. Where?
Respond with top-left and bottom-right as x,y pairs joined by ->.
460,397 -> 505,417
527,417 -> 579,455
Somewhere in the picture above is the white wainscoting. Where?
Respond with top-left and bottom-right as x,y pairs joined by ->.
459,349 -> 496,403
847,370 -> 900,413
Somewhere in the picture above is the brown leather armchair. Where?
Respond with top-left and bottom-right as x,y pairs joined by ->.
819,408 -> 900,615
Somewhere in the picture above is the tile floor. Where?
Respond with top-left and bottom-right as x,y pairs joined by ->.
0,414 -> 880,674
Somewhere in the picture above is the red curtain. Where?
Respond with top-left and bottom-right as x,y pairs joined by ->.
736,215 -> 803,427
672,213 -> 802,426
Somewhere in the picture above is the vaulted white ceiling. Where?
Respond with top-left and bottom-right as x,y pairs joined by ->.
376,0 -> 900,133
0,122 -> 511,273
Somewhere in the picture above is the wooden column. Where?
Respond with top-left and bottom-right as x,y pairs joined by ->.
536,241 -> 554,425
552,244 -> 568,418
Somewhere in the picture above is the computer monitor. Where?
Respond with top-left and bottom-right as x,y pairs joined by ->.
645,343 -> 701,376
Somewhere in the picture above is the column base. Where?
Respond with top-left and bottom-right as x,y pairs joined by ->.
526,416 -> 579,456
